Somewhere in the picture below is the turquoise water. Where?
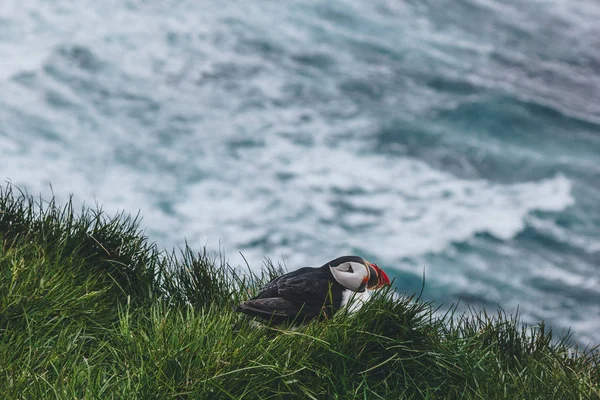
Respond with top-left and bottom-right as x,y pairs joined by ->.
1,0 -> 599,343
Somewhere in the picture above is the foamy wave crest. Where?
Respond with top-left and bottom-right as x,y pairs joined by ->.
176,142 -> 574,267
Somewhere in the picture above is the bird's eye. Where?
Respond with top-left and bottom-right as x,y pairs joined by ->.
345,263 -> 353,273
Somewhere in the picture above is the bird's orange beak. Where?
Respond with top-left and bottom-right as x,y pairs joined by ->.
366,262 -> 391,289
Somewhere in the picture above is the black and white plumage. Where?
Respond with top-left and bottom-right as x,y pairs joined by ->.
234,255 -> 391,325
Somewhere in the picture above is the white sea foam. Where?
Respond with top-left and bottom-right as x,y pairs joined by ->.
0,0 -> 581,269
174,141 -> 575,267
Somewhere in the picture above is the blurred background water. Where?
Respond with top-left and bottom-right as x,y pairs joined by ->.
1,0 -> 599,343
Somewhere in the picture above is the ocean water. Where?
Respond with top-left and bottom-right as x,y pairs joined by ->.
1,0 -> 599,343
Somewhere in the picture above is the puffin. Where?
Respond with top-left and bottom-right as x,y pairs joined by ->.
234,255 -> 391,325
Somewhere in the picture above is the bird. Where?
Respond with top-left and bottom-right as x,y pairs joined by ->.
234,255 -> 391,325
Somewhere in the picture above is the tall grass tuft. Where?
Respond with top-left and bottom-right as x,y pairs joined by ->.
0,183 -> 598,399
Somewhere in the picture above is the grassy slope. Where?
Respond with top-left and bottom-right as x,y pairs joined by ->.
0,184 -> 598,399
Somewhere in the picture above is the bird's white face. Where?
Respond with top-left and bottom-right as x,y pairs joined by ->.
329,261 -> 371,292
329,256 -> 391,292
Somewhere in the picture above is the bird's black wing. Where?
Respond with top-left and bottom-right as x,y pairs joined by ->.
251,275 -> 287,299
251,268 -> 335,303
236,268 -> 342,323
235,297 -> 306,318
276,273 -> 338,305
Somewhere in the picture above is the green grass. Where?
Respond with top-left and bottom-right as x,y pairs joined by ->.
0,183 -> 598,399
